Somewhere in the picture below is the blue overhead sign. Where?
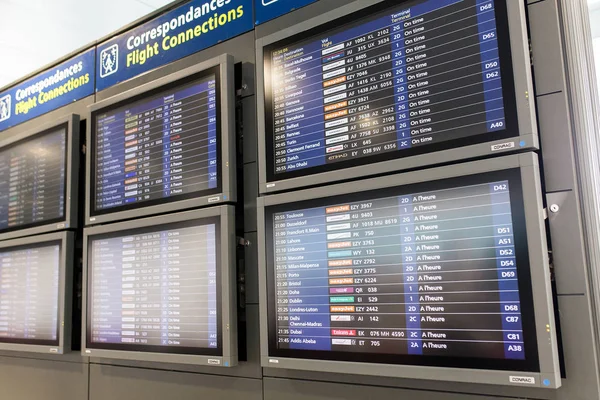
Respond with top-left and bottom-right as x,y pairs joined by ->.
0,49 -> 95,132
96,0 -> 253,91
255,0 -> 318,24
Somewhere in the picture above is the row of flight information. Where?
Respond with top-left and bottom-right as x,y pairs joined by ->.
268,0 -> 506,176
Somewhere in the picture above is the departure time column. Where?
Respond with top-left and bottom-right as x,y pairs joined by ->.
7,154 -> 27,227
273,208 -> 330,350
271,41 -> 326,174
91,237 -> 123,343
0,250 -> 16,338
96,114 -> 126,209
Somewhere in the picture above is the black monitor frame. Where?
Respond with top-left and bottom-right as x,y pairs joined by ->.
0,231 -> 74,354
82,206 -> 238,367
257,153 -> 561,389
256,0 -> 538,193
86,54 -> 236,226
0,114 -> 80,241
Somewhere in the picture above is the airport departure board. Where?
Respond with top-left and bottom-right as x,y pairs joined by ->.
264,0 -> 516,181
92,71 -> 220,216
0,128 -> 66,233
0,243 -> 60,345
87,219 -> 221,355
265,170 -> 539,371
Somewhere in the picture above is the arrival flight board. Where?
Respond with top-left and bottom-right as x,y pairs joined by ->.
88,221 -> 220,354
0,128 -> 66,232
267,173 -> 538,370
93,74 -> 219,215
266,0 -> 512,179
0,243 -> 60,344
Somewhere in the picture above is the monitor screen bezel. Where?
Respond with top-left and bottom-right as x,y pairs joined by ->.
0,115 -> 80,241
0,231 -> 74,355
256,0 -> 538,194
86,54 -> 236,226
257,152 -> 561,388
82,206 -> 238,367
86,216 -> 223,357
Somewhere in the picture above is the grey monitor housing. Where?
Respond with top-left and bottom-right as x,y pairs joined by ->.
0,231 -> 75,355
82,206 -> 238,366
257,152 -> 561,389
85,54 -> 236,226
256,0 -> 538,194
0,114 -> 80,241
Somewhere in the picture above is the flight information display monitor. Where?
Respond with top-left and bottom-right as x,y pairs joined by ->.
258,154 -> 561,388
83,207 -> 237,366
0,115 -> 79,240
258,0 -> 536,192
0,243 -> 60,344
87,55 -> 236,225
0,232 -> 74,354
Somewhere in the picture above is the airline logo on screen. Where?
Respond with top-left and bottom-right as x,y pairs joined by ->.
255,0 -> 318,24
0,49 -> 95,132
95,0 -> 253,91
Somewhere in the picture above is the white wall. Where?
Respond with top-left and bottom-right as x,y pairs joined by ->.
0,0 -> 173,88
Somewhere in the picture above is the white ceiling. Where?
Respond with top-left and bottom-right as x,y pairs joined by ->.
1,0 -> 599,89
0,0 -> 174,89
